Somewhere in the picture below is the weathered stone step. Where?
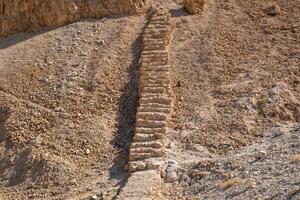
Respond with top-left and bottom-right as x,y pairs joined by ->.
136,119 -> 167,128
140,96 -> 172,105
140,81 -> 170,88
140,66 -> 169,72
139,103 -> 171,110
140,96 -> 171,105
144,35 -> 170,41
148,24 -> 169,29
141,50 -> 168,56
141,56 -> 169,61
133,133 -> 164,142
144,28 -> 170,34
140,75 -> 170,82
131,147 -> 165,155
140,74 -> 170,79
131,141 -> 163,149
141,54 -> 169,59
141,59 -> 169,65
143,38 -> 167,43
143,45 -> 166,51
138,107 -> 171,114
136,112 -> 168,121
141,87 -> 166,94
129,151 -> 165,161
128,160 -> 161,172
140,83 -> 169,89
142,38 -> 166,43
135,127 -> 167,134
139,94 -> 172,100
151,15 -> 170,20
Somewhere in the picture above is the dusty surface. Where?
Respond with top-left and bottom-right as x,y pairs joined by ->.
165,0 -> 300,199
0,0 -> 299,199
0,15 -> 144,199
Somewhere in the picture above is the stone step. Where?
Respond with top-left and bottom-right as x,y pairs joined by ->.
136,112 -> 168,121
128,160 -> 161,172
140,96 -> 171,105
133,133 -> 164,142
139,103 -> 171,110
138,107 -> 171,114
139,94 -> 172,100
140,83 -> 169,88
141,54 -> 169,59
144,35 -> 170,41
135,127 -> 167,134
141,50 -> 168,56
144,28 -> 170,34
141,60 -> 169,66
151,15 -> 170,20
140,66 -> 169,72
140,75 -> 170,82
136,119 -> 167,128
129,151 -> 165,161
147,24 -> 169,29
143,38 -> 167,43
140,70 -> 170,76
130,147 -> 165,155
140,77 -> 171,84
141,87 -> 166,94
143,45 -> 166,51
131,141 -> 163,149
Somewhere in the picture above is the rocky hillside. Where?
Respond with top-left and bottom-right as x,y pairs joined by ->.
0,0 -> 150,37
0,0 -> 299,199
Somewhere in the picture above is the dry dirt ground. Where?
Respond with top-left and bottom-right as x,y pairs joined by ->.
0,0 -> 299,199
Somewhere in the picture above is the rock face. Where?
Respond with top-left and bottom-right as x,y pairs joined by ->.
0,0 -> 150,37
183,0 -> 207,14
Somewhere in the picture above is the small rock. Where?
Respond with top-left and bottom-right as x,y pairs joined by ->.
264,5 -> 281,16
54,107 -> 64,112
165,161 -> 178,183
90,195 -> 98,200
96,39 -> 105,45
85,148 -> 91,155
248,178 -> 256,189
81,52 -> 88,56
176,80 -> 182,87
256,150 -> 268,159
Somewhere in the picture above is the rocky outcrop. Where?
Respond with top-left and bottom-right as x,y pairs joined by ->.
183,0 -> 207,14
118,9 -> 174,199
0,0 -> 150,37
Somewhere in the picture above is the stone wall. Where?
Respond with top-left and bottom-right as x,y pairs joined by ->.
0,0 -> 150,37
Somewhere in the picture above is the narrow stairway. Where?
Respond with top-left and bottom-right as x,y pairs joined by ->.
117,8 -> 174,199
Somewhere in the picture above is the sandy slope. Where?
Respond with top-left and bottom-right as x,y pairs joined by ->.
0,15 -> 145,199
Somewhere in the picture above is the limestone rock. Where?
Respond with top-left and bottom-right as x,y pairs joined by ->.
183,0 -> 207,14
0,0 -> 151,37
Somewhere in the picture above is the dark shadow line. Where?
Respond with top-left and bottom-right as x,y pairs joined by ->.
170,7 -> 190,17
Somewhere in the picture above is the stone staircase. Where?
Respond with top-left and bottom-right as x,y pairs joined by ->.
117,9 -> 174,199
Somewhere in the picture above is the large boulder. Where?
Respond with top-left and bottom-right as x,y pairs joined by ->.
183,0 -> 207,14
